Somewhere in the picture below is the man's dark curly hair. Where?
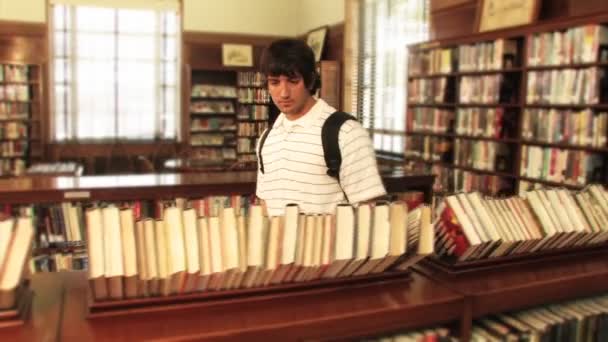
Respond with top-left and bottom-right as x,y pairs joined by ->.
259,39 -> 320,94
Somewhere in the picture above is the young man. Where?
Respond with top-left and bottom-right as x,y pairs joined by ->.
256,39 -> 386,216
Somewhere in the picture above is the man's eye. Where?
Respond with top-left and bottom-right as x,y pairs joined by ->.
289,79 -> 300,84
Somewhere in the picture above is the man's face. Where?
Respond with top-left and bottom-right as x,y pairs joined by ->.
267,74 -> 312,117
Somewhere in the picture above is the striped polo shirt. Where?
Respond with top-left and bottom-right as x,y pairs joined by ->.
256,98 -> 386,216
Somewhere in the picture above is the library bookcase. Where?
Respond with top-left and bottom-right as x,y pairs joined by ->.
405,11 -> 608,196
0,62 -> 42,177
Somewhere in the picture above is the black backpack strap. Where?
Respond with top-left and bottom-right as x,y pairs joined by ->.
257,128 -> 271,174
322,111 -> 356,180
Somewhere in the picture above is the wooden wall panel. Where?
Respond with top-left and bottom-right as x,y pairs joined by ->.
183,31 -> 286,69
430,1 -> 477,40
324,23 -> 344,62
430,0 -> 608,40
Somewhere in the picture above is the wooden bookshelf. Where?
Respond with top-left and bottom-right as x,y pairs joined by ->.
0,62 -> 42,176
406,12 -> 608,195
235,71 -> 272,166
415,248 -> 608,341
187,69 -> 239,165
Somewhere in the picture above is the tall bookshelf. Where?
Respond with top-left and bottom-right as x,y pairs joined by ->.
236,71 -> 271,167
405,15 -> 608,196
187,69 -> 277,170
0,62 -> 42,176
188,69 -> 239,168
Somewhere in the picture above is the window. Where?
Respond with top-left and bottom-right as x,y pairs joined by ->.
347,0 -> 429,154
51,2 -> 180,141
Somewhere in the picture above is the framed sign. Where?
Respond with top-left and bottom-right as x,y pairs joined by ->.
306,26 -> 328,62
476,0 -> 540,32
222,44 -> 253,67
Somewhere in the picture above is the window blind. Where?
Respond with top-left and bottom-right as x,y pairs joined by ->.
346,0 -> 429,155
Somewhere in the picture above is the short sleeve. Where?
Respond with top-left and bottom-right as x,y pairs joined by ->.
338,121 -> 386,203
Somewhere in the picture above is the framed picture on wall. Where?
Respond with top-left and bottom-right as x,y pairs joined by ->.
222,44 -> 253,67
476,0 -> 540,32
306,26 -> 328,62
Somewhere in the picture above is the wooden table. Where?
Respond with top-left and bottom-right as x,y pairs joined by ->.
0,271 -> 464,342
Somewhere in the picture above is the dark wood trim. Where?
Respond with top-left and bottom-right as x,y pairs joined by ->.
0,20 -> 46,36
419,10 -> 608,49
431,0 -> 476,14
183,31 -> 288,46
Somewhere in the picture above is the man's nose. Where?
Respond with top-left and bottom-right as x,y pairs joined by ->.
279,81 -> 290,98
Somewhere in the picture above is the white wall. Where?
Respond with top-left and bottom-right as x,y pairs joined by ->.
297,0 -> 344,35
0,0 -> 45,22
0,0 -> 345,36
184,0 -> 299,36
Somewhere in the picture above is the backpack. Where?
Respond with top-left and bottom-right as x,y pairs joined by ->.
257,111 -> 357,181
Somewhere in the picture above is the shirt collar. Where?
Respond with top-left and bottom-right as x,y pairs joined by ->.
275,99 -> 326,130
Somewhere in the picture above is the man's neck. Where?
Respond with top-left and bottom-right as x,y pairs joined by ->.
284,97 -> 317,121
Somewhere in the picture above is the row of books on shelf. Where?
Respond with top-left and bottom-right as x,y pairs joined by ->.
0,103 -> 29,119
404,136 -> 512,172
458,39 -> 519,72
32,251 -> 88,273
190,133 -> 235,147
407,107 -> 514,140
406,162 -> 513,196
190,147 -> 236,161
407,77 -> 455,103
0,85 -> 30,102
87,201 -> 433,300
526,68 -> 606,105
454,108 -> 512,138
237,71 -> 265,87
0,121 -> 27,140
190,117 -> 235,132
520,146 -> 605,186
408,38 -> 518,75
0,140 -> 27,157
408,24 -> 607,76
469,294 -> 608,342
453,140 -> 511,172
407,108 -> 453,134
237,122 -> 268,137
527,24 -> 608,66
459,75 -> 517,104
0,64 -> 32,83
522,109 -> 608,147
191,84 -> 236,99
369,293 -> 608,341
238,88 -> 270,103
0,159 -> 25,176
237,137 -> 258,154
237,104 -> 269,120
0,217 -> 33,309
190,100 -> 234,114
436,185 -> 608,261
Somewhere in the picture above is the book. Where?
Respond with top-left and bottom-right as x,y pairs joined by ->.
102,206 -> 124,300
181,208 -> 200,293
0,217 -> 33,309
322,204 -> 356,278
119,208 -> 138,298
